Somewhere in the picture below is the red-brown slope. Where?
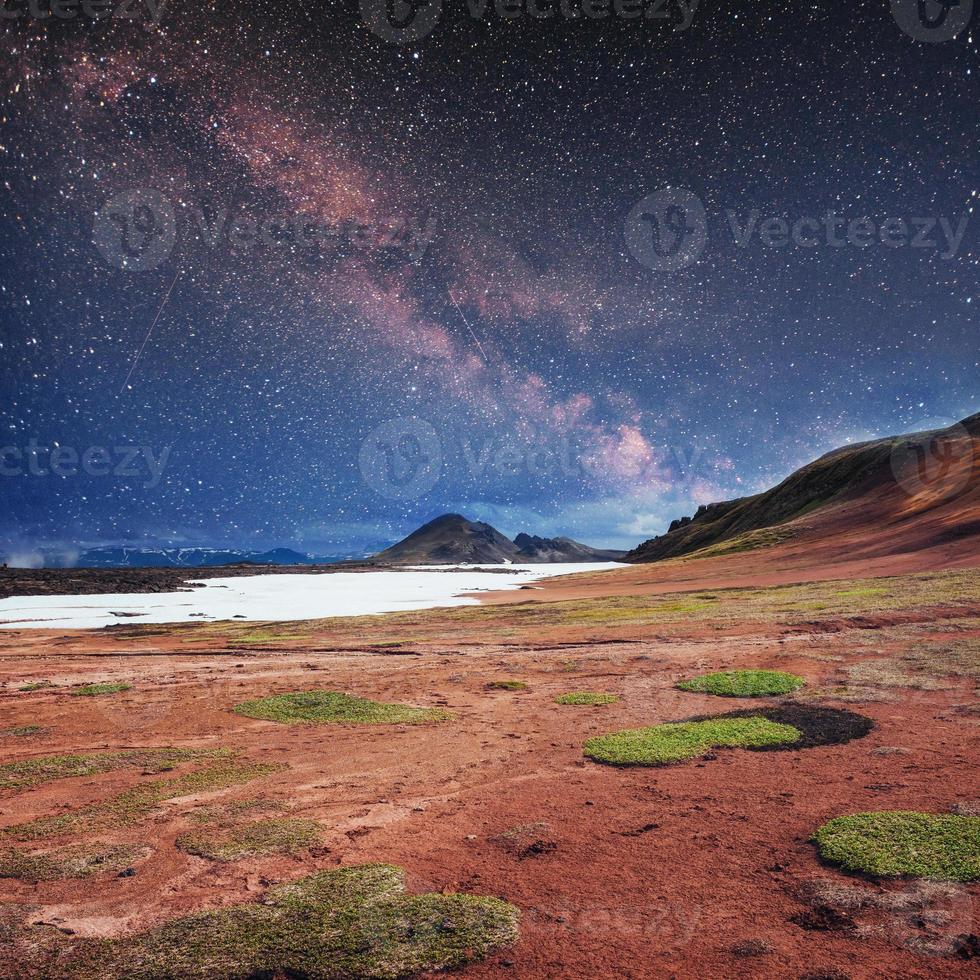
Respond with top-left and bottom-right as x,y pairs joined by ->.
480,420 -> 980,606
625,413 -> 980,565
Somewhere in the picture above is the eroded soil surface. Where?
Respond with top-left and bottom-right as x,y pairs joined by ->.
0,548 -> 977,978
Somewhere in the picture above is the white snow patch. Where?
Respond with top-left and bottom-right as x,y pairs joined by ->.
0,563 -> 622,630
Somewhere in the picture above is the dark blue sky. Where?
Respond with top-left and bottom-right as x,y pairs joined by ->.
0,1 -> 977,563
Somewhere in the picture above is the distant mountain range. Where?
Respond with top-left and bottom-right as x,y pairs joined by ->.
11,414 -> 977,573
511,533 -> 625,563
75,547 -> 349,569
54,524 -> 627,569
372,514 -> 626,564
12,528 -> 621,571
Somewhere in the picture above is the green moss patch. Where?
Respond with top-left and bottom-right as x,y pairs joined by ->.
234,690 -> 452,725
486,680 -> 529,691
0,844 -> 147,883
683,525 -> 797,560
677,670 -> 805,697
71,683 -> 131,697
18,681 -> 54,692
689,704 -> 873,750
0,726 -> 43,738
813,812 -> 980,882
560,600 -> 712,625
3,756 -> 283,842
226,630 -> 279,646
176,818 -> 323,861
555,692 -> 618,706
0,748 -> 223,793
57,863 -> 519,979
187,798 -> 285,825
584,716 -> 801,766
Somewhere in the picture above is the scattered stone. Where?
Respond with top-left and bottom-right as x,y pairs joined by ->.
732,938 -> 771,957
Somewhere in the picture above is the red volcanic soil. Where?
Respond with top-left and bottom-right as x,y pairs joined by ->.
0,486 -> 978,977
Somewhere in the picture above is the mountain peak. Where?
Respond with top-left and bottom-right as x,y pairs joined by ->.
426,513 -> 467,525
512,532 -> 623,563
374,514 -> 519,565
375,516 -> 624,565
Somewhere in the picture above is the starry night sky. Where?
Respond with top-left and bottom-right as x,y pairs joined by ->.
0,0 -> 977,563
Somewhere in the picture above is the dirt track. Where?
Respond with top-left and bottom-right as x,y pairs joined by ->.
0,538 -> 977,978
